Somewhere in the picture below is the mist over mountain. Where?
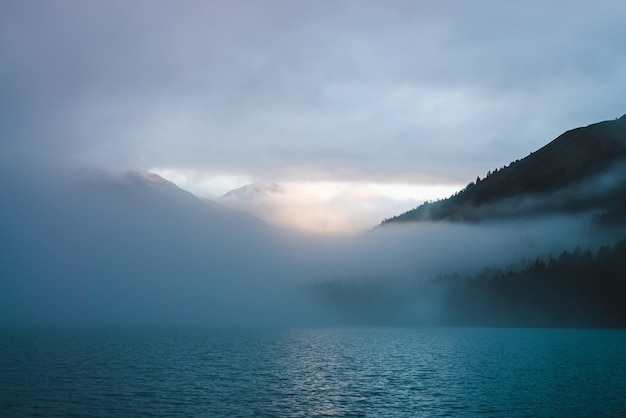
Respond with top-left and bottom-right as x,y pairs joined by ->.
0,166 -> 305,327
217,181 -> 378,234
2,114 -> 626,329
315,114 -> 626,328
383,114 -> 626,224
221,182 -> 284,200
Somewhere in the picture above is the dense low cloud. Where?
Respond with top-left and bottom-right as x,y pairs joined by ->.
0,165 -> 298,326
2,164 -> 623,327
214,180 -> 461,234
2,2 -> 626,327
1,0 -> 625,183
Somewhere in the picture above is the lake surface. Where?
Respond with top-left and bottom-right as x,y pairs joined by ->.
1,327 -> 625,417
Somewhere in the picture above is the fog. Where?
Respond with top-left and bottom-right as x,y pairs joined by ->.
2,0 -> 625,329
1,163 -> 624,328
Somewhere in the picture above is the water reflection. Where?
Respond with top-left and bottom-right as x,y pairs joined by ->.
1,328 -> 625,417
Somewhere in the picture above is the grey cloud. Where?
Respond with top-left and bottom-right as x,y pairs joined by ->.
1,0 -> 625,182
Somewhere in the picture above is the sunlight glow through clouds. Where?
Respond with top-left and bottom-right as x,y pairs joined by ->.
151,168 -> 461,234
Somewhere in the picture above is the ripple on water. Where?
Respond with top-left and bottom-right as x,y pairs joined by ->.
1,327 -> 625,417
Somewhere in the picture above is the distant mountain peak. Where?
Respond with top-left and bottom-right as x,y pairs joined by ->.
222,182 -> 284,200
124,170 -> 176,189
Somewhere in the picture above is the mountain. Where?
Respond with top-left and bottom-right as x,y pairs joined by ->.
221,181 -> 284,200
217,182 -> 294,231
383,114 -> 626,224
0,167 -> 290,327
311,113 -> 626,328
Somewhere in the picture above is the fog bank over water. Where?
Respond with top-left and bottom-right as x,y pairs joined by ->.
303,217 -> 615,282
1,164 -> 623,328
2,0 -> 625,329
0,164 -> 284,327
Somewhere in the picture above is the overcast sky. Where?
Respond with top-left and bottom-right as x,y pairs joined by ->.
2,0 -> 625,231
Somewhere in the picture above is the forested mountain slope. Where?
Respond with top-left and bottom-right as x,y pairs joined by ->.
383,114 -> 626,223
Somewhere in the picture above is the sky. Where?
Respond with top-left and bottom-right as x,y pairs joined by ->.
2,0 -> 625,232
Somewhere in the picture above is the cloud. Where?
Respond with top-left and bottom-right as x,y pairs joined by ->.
1,162 -> 624,327
216,180 -> 462,233
3,1 -> 626,327
1,0 -> 625,184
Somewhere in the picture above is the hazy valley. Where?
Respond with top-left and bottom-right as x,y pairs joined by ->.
2,115 -> 626,329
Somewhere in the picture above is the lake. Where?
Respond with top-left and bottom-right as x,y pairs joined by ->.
1,327 -> 625,417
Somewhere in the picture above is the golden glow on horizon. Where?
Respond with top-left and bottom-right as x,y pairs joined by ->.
151,168 -> 462,234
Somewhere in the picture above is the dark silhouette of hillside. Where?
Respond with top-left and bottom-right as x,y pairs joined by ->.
314,114 -> 626,328
383,114 -> 626,224
313,238 -> 626,328
437,239 -> 626,328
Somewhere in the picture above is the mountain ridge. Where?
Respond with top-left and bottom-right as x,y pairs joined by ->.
382,114 -> 626,224
221,181 -> 284,200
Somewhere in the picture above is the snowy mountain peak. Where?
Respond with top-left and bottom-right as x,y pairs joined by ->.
222,182 -> 284,200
